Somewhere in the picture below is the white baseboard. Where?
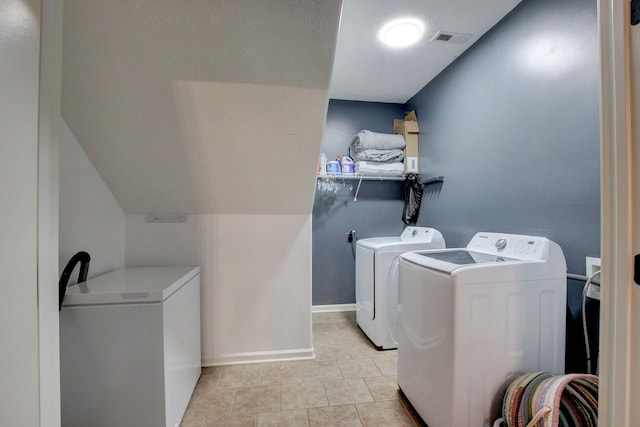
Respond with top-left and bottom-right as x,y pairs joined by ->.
312,303 -> 356,313
202,347 -> 315,367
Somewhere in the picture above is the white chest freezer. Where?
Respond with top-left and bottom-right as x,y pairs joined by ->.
60,266 -> 201,427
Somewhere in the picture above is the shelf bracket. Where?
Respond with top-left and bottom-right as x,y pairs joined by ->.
350,175 -> 443,202
353,176 -> 364,201
419,175 -> 444,186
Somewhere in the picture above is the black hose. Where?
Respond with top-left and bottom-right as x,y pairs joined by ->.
59,251 -> 91,311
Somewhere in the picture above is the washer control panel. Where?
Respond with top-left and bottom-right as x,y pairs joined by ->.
466,232 -> 547,260
495,238 -> 508,250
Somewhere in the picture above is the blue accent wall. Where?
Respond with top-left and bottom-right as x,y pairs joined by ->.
407,0 -> 600,372
313,0 -> 600,372
313,100 -> 406,305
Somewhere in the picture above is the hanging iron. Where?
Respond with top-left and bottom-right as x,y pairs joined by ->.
402,173 -> 423,225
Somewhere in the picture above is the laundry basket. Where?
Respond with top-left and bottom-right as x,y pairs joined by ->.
495,372 -> 598,427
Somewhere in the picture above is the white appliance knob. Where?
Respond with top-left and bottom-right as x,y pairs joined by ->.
495,238 -> 508,250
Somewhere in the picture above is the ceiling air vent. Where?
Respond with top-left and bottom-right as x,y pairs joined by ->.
431,31 -> 473,44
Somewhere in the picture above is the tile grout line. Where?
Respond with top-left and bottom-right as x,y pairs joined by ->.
320,378 -> 330,407
229,388 -> 238,417
354,402 -> 366,427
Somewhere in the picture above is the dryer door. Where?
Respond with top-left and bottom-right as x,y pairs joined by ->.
356,245 -> 375,320
386,257 -> 400,346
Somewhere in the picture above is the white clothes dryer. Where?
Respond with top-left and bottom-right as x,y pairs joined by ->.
356,226 -> 445,349
397,232 -> 567,427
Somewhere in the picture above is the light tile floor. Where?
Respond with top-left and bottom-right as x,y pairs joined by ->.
181,311 -> 425,427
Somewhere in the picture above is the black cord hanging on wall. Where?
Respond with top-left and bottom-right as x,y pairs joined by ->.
402,173 -> 423,225
58,251 -> 91,311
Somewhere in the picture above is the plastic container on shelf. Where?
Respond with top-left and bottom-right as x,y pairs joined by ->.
318,152 -> 327,174
341,156 -> 355,174
326,160 -> 341,174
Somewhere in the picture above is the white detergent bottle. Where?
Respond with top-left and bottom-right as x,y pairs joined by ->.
341,156 -> 354,174
319,152 -> 327,174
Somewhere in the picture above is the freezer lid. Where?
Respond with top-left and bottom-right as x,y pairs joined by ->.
62,266 -> 200,306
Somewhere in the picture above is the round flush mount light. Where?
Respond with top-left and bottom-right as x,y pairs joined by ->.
379,18 -> 425,48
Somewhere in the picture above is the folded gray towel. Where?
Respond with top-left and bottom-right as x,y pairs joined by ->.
350,149 -> 405,163
355,161 -> 404,176
350,130 -> 406,152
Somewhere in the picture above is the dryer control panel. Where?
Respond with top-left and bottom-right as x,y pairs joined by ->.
466,232 -> 547,261
400,226 -> 437,242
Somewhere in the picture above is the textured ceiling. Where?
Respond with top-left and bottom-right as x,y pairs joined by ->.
329,0 -> 523,103
62,0 -> 342,214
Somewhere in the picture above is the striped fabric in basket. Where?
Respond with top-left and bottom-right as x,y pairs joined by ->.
501,372 -> 598,427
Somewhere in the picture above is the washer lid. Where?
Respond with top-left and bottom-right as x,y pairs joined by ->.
401,249 -> 519,274
421,250 -> 516,265
62,266 -> 200,306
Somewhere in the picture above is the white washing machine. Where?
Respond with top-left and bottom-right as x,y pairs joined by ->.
397,232 -> 566,427
356,226 -> 445,349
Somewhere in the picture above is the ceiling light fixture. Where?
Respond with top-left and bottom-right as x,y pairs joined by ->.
379,18 -> 425,48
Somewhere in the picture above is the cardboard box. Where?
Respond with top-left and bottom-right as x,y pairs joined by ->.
393,111 -> 419,173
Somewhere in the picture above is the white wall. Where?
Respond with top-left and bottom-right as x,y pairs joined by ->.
61,1 -> 339,372
59,119 -> 125,282
38,0 -> 63,423
632,4 -> 640,422
61,106 -> 314,368
126,215 -> 201,267
0,0 -> 59,424
125,213 -> 313,365
62,1 -> 341,215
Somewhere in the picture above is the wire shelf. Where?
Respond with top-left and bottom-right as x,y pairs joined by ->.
316,174 -> 444,201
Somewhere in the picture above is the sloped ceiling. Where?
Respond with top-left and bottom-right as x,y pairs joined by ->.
62,0 -> 523,215
62,0 -> 342,214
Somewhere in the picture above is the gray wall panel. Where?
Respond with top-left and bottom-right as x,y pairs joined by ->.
313,100 -> 407,305
313,0 -> 599,372
407,0 -> 600,372
408,0 -> 599,267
